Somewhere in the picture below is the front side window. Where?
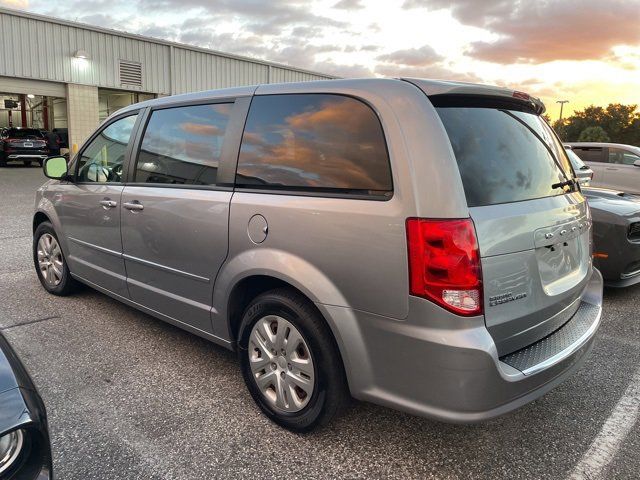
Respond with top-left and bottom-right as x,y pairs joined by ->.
609,147 -> 640,165
76,114 -> 138,183
134,103 -> 231,186
236,94 -> 392,195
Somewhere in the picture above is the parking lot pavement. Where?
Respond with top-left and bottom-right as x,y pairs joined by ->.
1,166 -> 639,480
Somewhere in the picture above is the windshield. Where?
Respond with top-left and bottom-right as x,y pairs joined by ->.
436,107 -> 574,207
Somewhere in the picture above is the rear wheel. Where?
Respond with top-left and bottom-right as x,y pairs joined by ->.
0,152 -> 6,167
33,222 -> 78,296
238,288 -> 349,432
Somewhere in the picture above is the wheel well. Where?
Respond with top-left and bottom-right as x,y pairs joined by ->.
33,212 -> 50,233
227,276 -> 292,343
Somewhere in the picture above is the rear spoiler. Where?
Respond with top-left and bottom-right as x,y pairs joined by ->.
402,78 -> 546,115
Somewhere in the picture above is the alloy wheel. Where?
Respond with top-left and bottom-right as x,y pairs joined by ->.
37,233 -> 64,287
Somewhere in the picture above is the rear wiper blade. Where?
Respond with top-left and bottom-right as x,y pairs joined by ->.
551,179 -> 577,190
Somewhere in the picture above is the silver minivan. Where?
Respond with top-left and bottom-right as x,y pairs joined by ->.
33,79 -> 603,431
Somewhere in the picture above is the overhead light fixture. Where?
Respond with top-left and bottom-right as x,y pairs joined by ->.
27,94 -> 35,99
73,49 -> 90,60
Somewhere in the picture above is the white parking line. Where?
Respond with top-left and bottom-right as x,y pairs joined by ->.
569,367 -> 640,480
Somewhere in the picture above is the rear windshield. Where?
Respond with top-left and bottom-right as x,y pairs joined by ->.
7,129 -> 42,139
436,106 -> 573,207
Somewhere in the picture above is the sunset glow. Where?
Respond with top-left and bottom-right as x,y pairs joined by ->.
2,0 -> 639,118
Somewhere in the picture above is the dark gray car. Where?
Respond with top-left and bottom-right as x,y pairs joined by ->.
583,187 -> 640,287
33,78 -> 603,431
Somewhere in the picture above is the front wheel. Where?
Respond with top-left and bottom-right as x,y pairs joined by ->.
238,289 -> 349,432
33,222 -> 78,296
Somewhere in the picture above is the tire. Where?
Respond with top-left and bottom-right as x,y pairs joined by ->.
0,152 -> 6,167
238,288 -> 349,432
33,222 -> 78,296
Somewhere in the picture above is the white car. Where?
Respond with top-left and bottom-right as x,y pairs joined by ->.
566,142 -> 640,194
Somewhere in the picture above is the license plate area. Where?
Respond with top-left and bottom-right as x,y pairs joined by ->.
24,142 -> 33,147
534,217 -> 590,296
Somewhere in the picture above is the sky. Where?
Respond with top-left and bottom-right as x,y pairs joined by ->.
1,0 -> 639,120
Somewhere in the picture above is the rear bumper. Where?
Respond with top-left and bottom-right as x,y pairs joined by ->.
320,268 -> 603,423
7,154 -> 48,160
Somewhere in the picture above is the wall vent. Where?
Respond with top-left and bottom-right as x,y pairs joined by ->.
119,60 -> 142,87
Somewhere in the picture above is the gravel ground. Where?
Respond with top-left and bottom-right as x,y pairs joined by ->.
1,166 -> 638,479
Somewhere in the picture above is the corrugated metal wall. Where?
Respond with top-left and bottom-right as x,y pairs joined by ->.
0,10 -> 334,95
172,47 -> 270,94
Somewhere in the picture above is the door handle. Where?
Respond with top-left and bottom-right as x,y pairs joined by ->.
99,199 -> 117,209
123,201 -> 144,211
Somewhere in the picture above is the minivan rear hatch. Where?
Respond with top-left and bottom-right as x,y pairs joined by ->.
405,79 -> 592,356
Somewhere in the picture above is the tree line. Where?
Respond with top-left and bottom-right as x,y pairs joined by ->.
546,104 -> 640,145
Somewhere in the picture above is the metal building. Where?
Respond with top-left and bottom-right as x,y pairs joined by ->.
0,7 -> 334,151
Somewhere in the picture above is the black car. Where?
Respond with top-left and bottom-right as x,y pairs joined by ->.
583,186 -> 640,287
0,333 -> 52,479
0,128 -> 50,167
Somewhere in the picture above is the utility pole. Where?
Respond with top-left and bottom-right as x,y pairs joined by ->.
556,100 -> 569,122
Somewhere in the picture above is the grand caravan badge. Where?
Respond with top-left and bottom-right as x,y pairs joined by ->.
489,292 -> 527,307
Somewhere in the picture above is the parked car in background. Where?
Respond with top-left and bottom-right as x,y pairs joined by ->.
583,187 -> 640,287
33,78 -> 602,431
564,145 -> 593,186
0,128 -> 49,167
566,142 -> 640,194
0,333 -> 52,479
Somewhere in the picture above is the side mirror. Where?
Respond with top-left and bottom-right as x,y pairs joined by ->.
634,159 -> 640,167
43,156 -> 69,179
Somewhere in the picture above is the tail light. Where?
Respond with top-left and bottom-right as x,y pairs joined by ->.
406,218 -> 483,316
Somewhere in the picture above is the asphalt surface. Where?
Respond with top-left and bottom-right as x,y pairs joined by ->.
1,165 -> 639,480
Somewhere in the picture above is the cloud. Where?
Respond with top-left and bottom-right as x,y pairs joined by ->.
404,0 -> 640,64
333,0 -> 364,9
181,123 -> 224,137
138,0 -> 347,36
0,0 -> 29,7
374,63 -> 482,83
377,45 -> 444,67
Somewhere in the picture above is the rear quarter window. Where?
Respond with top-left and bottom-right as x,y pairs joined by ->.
236,94 -> 392,196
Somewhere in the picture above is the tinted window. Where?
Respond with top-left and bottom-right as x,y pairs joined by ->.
236,94 -> 392,194
574,147 -> 605,163
135,103 -> 231,185
609,147 -> 640,165
436,107 -> 573,207
77,114 -> 138,183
